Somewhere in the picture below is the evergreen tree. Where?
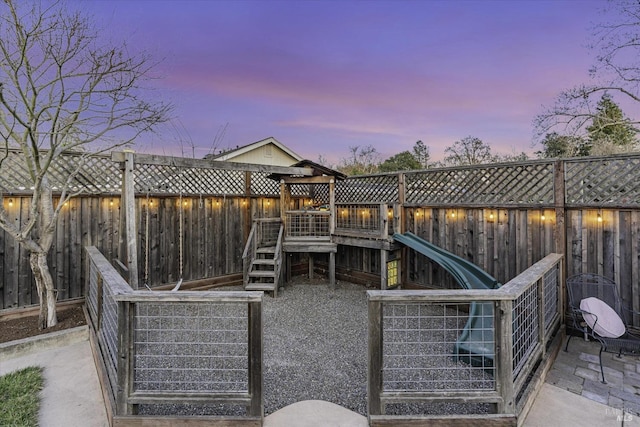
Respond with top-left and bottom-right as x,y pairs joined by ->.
585,94 -> 637,155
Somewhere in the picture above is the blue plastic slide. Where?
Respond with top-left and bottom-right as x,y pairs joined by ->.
393,232 -> 501,368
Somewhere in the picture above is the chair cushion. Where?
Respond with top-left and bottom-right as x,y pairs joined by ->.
580,297 -> 626,338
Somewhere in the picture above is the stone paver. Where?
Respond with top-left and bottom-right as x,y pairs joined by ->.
548,336 -> 640,416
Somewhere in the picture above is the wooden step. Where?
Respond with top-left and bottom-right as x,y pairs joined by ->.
245,282 -> 276,291
252,259 -> 275,266
256,246 -> 276,254
248,271 -> 276,279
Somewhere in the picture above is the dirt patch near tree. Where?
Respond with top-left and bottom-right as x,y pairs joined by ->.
0,306 -> 86,344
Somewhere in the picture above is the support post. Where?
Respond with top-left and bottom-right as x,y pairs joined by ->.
329,178 -> 335,235
380,249 -> 388,289
329,251 -> 336,288
553,160 -> 566,306
122,151 -> 139,289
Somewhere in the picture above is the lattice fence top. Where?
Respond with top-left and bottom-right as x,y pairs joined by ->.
5,148 -> 640,207
250,172 -> 280,196
404,162 -> 555,206
136,163 -> 247,196
565,156 -> 640,207
0,149 -> 121,194
337,174 -> 399,203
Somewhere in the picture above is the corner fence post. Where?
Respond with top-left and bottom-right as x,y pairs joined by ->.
248,300 -> 263,418
116,300 -> 134,415
367,295 -> 383,417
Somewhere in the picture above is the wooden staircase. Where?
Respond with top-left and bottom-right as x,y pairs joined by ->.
243,218 -> 284,297
245,245 -> 279,292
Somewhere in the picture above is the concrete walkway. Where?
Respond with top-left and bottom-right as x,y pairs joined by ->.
1,327 -> 639,426
0,327 -> 108,427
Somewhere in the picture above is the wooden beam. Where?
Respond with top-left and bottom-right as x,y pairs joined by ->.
111,152 -> 313,176
279,175 -> 334,184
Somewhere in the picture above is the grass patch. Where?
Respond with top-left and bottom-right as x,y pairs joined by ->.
0,366 -> 44,427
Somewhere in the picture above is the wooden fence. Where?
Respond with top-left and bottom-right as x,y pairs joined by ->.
2,150 -> 640,323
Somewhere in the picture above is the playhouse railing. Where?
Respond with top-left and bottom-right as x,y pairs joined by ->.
86,246 -> 263,426
284,210 -> 331,240
367,253 -> 563,425
335,203 -> 398,239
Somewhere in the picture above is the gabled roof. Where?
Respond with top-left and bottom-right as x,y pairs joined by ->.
210,137 -> 303,163
268,159 -> 346,181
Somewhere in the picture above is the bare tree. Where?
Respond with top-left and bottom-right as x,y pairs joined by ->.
442,136 -> 495,166
0,1 -> 170,328
337,145 -> 381,175
535,1 -> 640,148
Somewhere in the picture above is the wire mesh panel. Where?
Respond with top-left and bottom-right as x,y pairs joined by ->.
404,162 -> 555,206
99,276 -> 120,398
336,174 -> 399,203
285,211 -> 330,239
382,302 -> 495,394
133,302 -> 248,393
512,284 -> 539,380
565,156 -> 640,207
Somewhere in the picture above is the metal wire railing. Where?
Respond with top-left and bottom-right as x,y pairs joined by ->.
86,246 -> 263,423
368,253 -> 563,423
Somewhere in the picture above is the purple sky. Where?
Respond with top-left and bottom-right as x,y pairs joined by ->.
75,0 -> 602,164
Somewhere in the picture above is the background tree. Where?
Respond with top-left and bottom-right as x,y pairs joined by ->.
0,1 -> 170,328
412,140 -> 431,168
378,151 -> 421,172
585,94 -> 637,155
535,1 -> 640,153
442,136 -> 495,166
337,145 -> 380,175
535,132 -> 584,158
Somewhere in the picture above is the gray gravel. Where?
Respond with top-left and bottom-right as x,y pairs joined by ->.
262,279 -> 369,415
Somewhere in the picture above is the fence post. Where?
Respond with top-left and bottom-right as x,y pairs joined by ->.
122,151 -> 139,289
553,160 -> 566,299
248,300 -> 263,418
368,297 -> 383,416
116,300 -> 134,415
495,299 -> 515,415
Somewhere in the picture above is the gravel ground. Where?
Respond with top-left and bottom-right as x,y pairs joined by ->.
262,279 -> 370,415
136,278 -> 490,417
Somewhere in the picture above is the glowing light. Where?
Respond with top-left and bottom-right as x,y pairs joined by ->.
110,198 -> 114,206
489,213 -> 494,220
541,214 -> 546,221
450,211 -> 456,218
597,214 -> 603,223
8,198 -> 13,207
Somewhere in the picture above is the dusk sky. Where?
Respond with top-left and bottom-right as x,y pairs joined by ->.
73,0 -> 604,164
